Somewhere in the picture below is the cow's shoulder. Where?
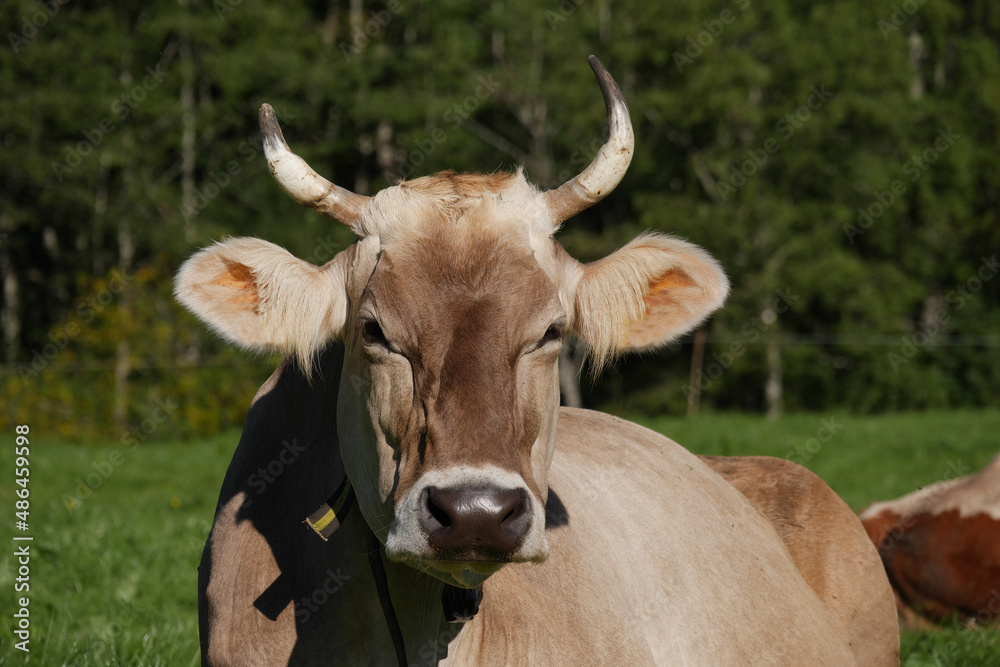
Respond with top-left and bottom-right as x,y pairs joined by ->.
500,408 -> 861,664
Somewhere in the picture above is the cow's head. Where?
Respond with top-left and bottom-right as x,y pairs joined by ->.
176,57 -> 728,588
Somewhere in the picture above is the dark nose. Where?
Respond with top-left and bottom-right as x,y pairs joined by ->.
420,485 -> 531,560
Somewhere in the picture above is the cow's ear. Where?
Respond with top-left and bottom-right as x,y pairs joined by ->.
572,232 -> 728,369
174,237 -> 350,368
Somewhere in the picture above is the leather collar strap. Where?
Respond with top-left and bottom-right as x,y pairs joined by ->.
305,476 -> 483,667
367,529 -> 409,667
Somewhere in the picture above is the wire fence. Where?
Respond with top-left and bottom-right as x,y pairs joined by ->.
2,333 -> 999,377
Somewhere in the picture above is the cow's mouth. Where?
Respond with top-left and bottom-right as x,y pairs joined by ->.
403,559 -> 505,589
427,544 -> 521,564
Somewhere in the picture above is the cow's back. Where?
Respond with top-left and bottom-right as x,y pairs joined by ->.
702,455 -> 899,666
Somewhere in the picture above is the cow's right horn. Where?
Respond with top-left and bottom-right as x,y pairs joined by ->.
544,56 -> 634,227
259,103 -> 370,231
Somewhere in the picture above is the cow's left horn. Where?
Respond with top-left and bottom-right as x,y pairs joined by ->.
259,103 -> 370,230
544,56 -> 634,227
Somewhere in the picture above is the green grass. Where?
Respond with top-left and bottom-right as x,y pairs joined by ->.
0,432 -> 234,666
1,411 -> 998,664
630,410 -> 1000,512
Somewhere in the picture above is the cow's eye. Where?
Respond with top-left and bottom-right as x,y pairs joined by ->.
362,318 -> 389,348
538,322 -> 565,348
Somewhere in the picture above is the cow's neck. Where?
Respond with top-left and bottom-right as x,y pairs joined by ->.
376,546 -> 467,664
303,346 -> 473,664
326,495 -> 470,664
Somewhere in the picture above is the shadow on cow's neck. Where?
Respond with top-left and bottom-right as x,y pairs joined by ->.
545,489 -> 570,529
207,343 -> 350,625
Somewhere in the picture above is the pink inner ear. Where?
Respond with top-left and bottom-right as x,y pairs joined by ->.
628,268 -> 699,349
211,260 -> 260,308
644,268 -> 696,307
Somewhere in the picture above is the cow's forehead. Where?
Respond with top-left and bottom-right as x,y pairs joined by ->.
393,235 -> 536,292
363,224 -> 562,349
356,170 -> 553,251
352,170 -> 565,320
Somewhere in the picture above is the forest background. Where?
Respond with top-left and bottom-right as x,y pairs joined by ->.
3,0 -> 1000,439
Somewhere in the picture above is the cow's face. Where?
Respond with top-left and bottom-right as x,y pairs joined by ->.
334,176 -> 575,586
174,58 -> 728,588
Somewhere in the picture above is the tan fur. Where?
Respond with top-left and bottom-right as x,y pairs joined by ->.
178,161 -> 900,661
201,491 -> 298,665
357,170 -> 534,241
448,413 -> 858,665
702,456 -> 900,666
399,170 -> 519,198
177,165 -> 902,662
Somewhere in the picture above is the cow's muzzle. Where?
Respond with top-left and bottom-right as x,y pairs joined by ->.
385,465 -> 550,579
420,485 -> 531,561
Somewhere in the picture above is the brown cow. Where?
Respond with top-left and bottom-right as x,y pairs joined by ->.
176,57 -> 898,665
860,454 -> 1000,626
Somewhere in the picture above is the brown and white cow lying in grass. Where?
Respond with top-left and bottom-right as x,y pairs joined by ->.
176,57 -> 898,665
860,453 -> 1000,627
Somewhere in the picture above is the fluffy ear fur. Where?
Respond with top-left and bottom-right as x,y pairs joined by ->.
573,232 -> 729,370
174,237 -> 351,373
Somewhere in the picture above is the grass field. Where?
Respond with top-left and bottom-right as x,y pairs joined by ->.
1,410 -> 998,665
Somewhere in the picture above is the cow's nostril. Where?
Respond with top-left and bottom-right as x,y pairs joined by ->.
425,488 -> 453,528
500,495 -> 528,529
